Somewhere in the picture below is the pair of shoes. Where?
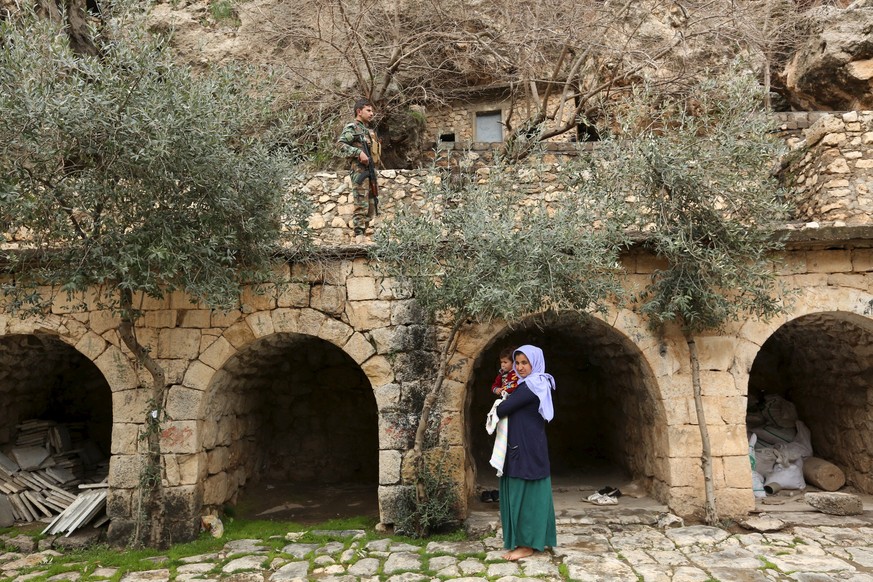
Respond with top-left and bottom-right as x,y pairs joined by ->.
598,486 -> 622,498
586,492 -> 618,505
480,490 -> 500,503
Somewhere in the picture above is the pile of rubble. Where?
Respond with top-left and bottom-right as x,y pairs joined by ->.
0,420 -> 109,534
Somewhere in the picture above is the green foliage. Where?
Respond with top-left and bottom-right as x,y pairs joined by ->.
0,3 -> 311,315
394,449 -> 462,539
208,0 -> 240,26
373,161 -> 628,327
587,64 -> 789,334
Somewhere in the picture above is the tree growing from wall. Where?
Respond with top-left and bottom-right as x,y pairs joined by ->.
373,161 -> 630,535
0,3 -> 311,546
582,66 -> 789,524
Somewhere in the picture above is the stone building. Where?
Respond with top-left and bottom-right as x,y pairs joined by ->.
0,112 -> 872,545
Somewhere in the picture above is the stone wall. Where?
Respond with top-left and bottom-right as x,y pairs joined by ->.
781,111 -> 873,225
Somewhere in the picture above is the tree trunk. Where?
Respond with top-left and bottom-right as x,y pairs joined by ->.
411,317 -> 463,503
118,288 -> 167,547
686,334 -> 719,526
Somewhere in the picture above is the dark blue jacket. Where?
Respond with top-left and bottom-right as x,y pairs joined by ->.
496,381 -> 550,480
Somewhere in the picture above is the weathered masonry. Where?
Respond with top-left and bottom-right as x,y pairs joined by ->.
0,112 -> 872,544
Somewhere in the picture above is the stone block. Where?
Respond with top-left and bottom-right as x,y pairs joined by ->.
182,360 -> 216,391
163,453 -> 206,486
347,277 -> 378,301
112,388 -> 151,423
321,317 -> 354,347
133,291 -> 169,310
667,425 -> 703,458
211,309 -> 242,327
775,252 -> 807,275
344,332 -> 376,364
698,371 -> 738,397
297,308 -> 328,336
245,311 -> 275,338
715,487 -> 755,519
89,310 -> 121,335
827,273 -> 869,290
346,301 -> 392,331
179,310 -> 211,328
378,484 -> 412,525
169,290 -> 205,310
390,299 -> 423,326
157,328 -> 201,359
310,285 -> 346,317
378,412 -> 416,450
454,321 -> 505,360
203,472 -> 229,505
111,423 -> 143,455
109,454 -> 146,489
693,337 -> 737,371
166,385 -> 205,420
807,249 -> 852,273
380,277 -> 412,300
362,355 -> 395,387
143,310 -> 177,328
666,457 -> 703,487
160,420 -> 199,454
708,424 -> 748,457
74,331 -> 107,361
373,383 -> 401,409
106,488 -> 134,519
207,446 -> 230,475
240,285 -> 277,312
199,336 -> 235,370
271,308 -> 300,334
852,249 -> 873,272
720,455 -> 753,489
223,321 -> 255,350
379,449 -> 402,485
439,379 -> 465,413
805,491 -> 864,515
277,283 -> 311,308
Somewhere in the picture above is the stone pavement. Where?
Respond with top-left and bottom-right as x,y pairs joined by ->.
2,507 -> 873,581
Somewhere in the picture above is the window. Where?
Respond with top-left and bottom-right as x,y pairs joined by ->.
475,110 -> 503,143
439,132 -> 456,143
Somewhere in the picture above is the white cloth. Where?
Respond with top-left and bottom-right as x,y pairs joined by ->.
486,396 -> 508,477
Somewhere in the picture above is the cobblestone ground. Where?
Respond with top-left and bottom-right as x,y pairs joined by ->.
1,509 -> 873,581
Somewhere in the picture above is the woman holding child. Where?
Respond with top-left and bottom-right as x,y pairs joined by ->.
495,344 -> 557,561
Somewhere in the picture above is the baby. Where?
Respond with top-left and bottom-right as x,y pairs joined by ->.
490,347 -> 519,396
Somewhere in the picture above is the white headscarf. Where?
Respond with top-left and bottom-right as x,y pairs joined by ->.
513,344 -> 556,422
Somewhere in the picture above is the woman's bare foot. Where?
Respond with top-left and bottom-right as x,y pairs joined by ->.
505,546 -> 535,561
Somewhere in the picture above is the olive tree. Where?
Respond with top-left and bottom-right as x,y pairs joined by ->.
373,161 -> 629,535
0,4 -> 311,545
583,66 -> 789,524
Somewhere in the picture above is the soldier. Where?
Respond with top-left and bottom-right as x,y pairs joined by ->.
337,98 -> 381,244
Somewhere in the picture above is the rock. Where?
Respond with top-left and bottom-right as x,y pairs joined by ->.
781,2 -> 873,110
740,515 -> 786,532
805,491 -> 864,516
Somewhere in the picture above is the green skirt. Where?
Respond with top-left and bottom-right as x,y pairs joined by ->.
499,475 -> 557,551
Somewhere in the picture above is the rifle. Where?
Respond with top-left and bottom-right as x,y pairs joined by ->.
359,133 -> 379,215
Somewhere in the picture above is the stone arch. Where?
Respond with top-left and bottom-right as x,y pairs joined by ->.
190,308 -> 390,520
458,310 -> 669,506
0,318 -> 121,526
748,309 -> 873,494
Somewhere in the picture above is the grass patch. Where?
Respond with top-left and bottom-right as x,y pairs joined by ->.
208,0 -> 240,26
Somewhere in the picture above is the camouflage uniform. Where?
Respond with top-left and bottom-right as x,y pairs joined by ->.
337,120 -> 379,236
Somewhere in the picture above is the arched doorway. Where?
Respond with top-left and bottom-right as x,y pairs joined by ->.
466,313 -> 665,506
748,312 -> 873,494
203,332 -> 379,522
0,333 -> 112,521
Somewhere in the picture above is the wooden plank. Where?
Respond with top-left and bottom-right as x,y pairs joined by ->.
64,491 -> 106,535
12,494 -> 34,522
23,491 -> 54,518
